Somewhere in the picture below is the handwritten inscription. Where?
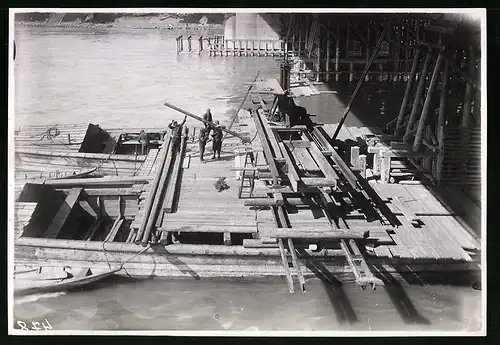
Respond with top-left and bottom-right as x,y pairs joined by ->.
16,319 -> 52,331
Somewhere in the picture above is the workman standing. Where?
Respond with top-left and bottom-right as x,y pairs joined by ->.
198,125 -> 211,163
168,115 -> 187,152
211,121 -> 223,160
203,108 -> 213,126
138,130 -> 149,155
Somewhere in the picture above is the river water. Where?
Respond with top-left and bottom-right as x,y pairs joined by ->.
12,26 -> 483,334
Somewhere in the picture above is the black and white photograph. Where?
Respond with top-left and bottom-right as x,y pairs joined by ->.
8,8 -> 486,335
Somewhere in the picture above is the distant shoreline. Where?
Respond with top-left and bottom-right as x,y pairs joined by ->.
15,21 -> 225,31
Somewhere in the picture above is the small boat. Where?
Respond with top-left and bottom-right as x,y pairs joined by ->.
15,123 -> 168,180
14,265 -> 122,296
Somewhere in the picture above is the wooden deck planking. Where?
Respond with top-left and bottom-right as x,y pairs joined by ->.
404,186 -> 471,260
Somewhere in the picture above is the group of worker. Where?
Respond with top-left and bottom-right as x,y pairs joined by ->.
199,108 -> 223,163
137,108 -> 223,162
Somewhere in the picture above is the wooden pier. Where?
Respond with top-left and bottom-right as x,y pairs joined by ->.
16,76 -> 481,292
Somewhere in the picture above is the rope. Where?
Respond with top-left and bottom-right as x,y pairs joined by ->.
102,241 -> 151,271
31,126 -> 61,141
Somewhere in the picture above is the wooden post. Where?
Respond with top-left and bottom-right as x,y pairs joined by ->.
326,19 -> 331,82
316,23 -> 321,82
223,232 -> 232,246
405,20 -> 410,81
404,50 -> 433,141
394,20 -> 400,82
462,46 -> 475,128
335,19 -> 340,82
349,62 -> 354,82
365,24 -> 370,82
435,60 -> 449,183
350,146 -> 360,168
422,125 -> 433,171
380,151 -> 391,183
346,20 -> 350,59
413,52 -> 444,152
395,46 -> 421,135
298,21 -> 302,56
358,154 -> 367,179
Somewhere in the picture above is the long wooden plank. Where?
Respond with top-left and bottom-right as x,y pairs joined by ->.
278,142 -> 300,192
268,229 -> 368,239
252,113 -> 281,185
307,141 -> 339,182
163,128 -> 188,214
258,112 -> 284,159
312,127 -> 359,190
44,176 -> 153,186
164,102 -> 250,143
159,224 -> 257,233
78,200 -> 97,217
44,188 -> 82,238
104,218 -> 124,242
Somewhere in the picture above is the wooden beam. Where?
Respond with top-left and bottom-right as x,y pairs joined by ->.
79,188 -> 139,196
159,225 -> 257,234
308,143 -> 338,182
313,127 -> 359,191
44,188 -> 82,239
461,46 -> 476,128
278,142 -> 300,192
436,60 -> 449,183
301,177 -> 336,187
404,50 -> 433,140
395,47 -> 421,135
164,102 -> 251,143
284,140 -> 311,149
268,229 -> 368,240
413,52 -> 444,152
135,132 -> 172,244
252,113 -> 281,185
44,176 -> 153,187
104,218 -> 124,242
163,128 -> 188,214
79,200 -> 97,217
258,112 -> 284,159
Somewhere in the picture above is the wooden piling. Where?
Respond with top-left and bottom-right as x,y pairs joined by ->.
316,24 -> 321,82
405,20 -> 410,80
326,19 -> 331,82
395,47 -> 421,135
461,46 -> 475,128
403,50 -> 433,142
335,20 -> 340,82
394,20 -> 401,82
413,52 -> 444,152
346,20 -> 350,60
435,60 -> 449,183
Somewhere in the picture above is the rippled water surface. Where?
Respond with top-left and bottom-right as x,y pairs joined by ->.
12,26 -> 482,334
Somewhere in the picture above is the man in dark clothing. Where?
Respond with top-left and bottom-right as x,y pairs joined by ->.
203,108 -> 213,126
211,121 -> 223,160
198,125 -> 211,163
168,115 -> 187,152
138,130 -> 149,155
